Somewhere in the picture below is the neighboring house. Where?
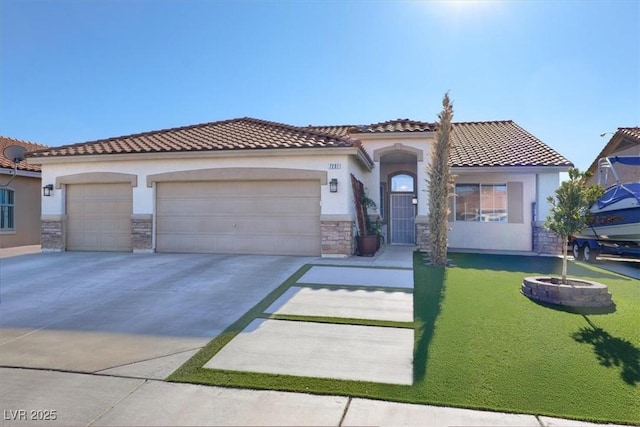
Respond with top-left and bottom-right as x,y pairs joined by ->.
586,127 -> 640,187
26,117 -> 572,256
0,136 -> 46,248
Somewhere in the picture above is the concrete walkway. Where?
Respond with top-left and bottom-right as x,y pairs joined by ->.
266,286 -> 414,321
313,244 -> 416,268
298,265 -> 413,288
204,318 -> 414,384
202,253 -> 415,385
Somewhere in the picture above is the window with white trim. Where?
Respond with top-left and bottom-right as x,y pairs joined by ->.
0,188 -> 15,230
454,184 -> 507,222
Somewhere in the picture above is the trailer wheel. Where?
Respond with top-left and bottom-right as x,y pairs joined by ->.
572,242 -> 583,260
583,245 -> 600,263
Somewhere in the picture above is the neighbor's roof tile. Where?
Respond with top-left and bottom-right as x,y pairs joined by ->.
1,136 -> 46,172
619,127 -> 640,141
587,126 -> 640,174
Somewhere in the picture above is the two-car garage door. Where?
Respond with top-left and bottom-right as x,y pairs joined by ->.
155,180 -> 321,256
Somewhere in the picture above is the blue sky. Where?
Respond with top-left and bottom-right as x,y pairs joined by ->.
1,0 -> 638,170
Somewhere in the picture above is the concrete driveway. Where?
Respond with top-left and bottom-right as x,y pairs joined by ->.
0,251 -> 311,377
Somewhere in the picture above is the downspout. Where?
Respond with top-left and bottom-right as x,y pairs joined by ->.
533,174 -> 539,252
0,164 -> 19,188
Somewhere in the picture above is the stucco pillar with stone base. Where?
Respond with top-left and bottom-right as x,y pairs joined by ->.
320,215 -> 354,257
132,214 -> 153,253
41,215 -> 65,252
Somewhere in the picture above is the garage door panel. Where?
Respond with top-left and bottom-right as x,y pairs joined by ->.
157,216 -> 317,235
260,198 -> 317,214
156,180 -> 321,256
66,183 -> 132,252
157,234 -> 320,255
159,198 -> 317,215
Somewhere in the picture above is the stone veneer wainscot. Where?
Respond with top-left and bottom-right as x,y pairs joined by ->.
320,217 -> 354,257
131,214 -> 153,253
41,215 -> 65,251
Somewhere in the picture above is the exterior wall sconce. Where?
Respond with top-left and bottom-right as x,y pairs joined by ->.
43,184 -> 54,197
330,178 -> 338,193
412,195 -> 418,205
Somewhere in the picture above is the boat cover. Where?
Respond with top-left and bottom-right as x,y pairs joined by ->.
609,156 -> 640,166
597,182 -> 640,209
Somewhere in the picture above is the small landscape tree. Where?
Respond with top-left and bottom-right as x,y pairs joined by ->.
544,168 -> 604,283
427,92 -> 454,266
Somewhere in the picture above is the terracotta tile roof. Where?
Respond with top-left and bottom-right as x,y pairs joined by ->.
312,120 -> 572,167
27,116 -> 571,168
27,117 -> 366,159
1,136 -> 46,173
449,120 -> 572,167
309,119 -> 436,135
366,119 -> 438,133
308,125 -> 354,137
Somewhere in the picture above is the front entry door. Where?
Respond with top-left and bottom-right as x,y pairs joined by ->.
390,193 -> 415,244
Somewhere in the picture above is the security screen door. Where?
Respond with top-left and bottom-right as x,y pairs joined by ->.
389,173 -> 416,244
390,194 -> 415,244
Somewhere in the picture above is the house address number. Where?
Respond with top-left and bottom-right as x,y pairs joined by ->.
329,163 -> 341,170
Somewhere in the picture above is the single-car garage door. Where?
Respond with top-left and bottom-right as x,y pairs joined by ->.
156,180 -> 321,256
66,183 -> 133,251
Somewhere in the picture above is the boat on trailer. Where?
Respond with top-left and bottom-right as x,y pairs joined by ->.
571,155 -> 640,262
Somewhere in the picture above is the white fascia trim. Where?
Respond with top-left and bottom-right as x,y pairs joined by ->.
0,168 -> 41,178
26,147 -> 369,165
356,149 -> 375,171
452,166 -> 571,174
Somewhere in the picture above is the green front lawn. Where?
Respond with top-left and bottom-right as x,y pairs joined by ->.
169,254 -> 639,425
414,253 -> 639,424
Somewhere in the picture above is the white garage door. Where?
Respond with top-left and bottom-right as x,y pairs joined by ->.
156,180 -> 321,256
66,183 -> 132,251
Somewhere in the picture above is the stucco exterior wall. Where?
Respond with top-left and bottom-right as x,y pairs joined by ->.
38,152 -> 367,256
39,153 -> 357,216
35,142 -> 563,255
536,172 -> 559,223
0,174 -> 41,248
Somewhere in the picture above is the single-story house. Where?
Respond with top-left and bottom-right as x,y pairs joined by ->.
26,117 -> 572,256
1,136 -> 46,248
586,127 -> 640,187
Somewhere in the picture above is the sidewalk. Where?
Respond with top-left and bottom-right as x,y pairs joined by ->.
0,245 -> 41,259
0,367 -> 626,427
